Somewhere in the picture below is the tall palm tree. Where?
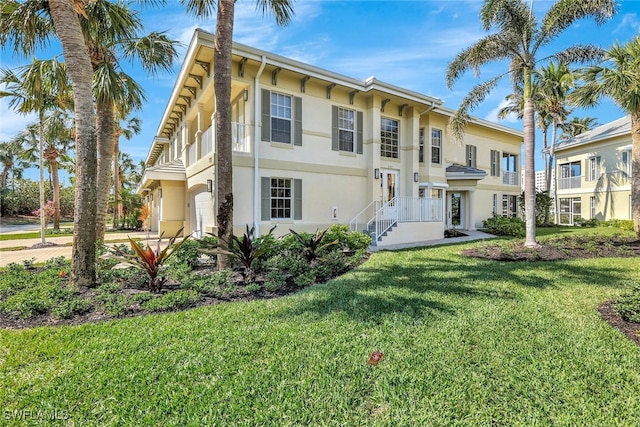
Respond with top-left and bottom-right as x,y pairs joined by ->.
0,139 -> 29,216
2,0 -> 99,286
80,0 -> 178,242
181,0 -> 294,268
20,112 -> 75,230
113,116 -> 141,229
558,116 -> 599,140
536,62 -> 575,194
0,58 -> 70,242
572,35 -> 640,236
446,0 -> 616,247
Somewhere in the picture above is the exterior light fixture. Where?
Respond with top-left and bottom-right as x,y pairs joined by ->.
158,188 -> 162,198
414,172 -> 419,183
243,89 -> 249,102
374,168 -> 380,179
207,179 -> 213,193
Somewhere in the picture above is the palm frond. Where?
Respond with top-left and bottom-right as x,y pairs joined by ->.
0,0 -> 54,56
450,76 -> 503,142
540,0 -> 617,46
180,0 -> 217,18
255,0 -> 295,26
119,31 -> 180,76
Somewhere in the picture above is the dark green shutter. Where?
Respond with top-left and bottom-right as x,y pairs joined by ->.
331,106 -> 339,151
465,145 -> 470,167
294,96 -> 302,146
261,89 -> 270,142
497,151 -> 502,176
293,179 -> 302,220
261,177 -> 271,220
472,145 -> 477,168
356,111 -> 363,154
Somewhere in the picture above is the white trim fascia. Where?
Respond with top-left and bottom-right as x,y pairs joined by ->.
432,105 -> 524,138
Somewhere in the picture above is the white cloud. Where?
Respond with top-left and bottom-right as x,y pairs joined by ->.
484,98 -> 519,124
614,13 -> 640,34
0,98 -> 36,142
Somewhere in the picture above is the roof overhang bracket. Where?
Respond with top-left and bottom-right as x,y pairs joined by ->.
179,95 -> 191,108
326,83 -> 336,99
272,67 -> 282,85
300,75 -> 310,93
349,90 -> 359,105
398,104 -> 408,117
189,74 -> 203,89
195,60 -> 210,78
177,103 -> 187,113
381,98 -> 391,112
184,85 -> 197,97
238,57 -> 248,77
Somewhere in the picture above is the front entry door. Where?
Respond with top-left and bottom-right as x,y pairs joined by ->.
380,170 -> 399,219
447,192 -> 464,228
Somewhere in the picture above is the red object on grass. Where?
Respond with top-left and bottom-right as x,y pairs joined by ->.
368,351 -> 383,365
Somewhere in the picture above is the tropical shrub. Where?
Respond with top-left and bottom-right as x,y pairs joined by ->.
288,228 -> 338,261
614,284 -> 640,323
108,228 -> 190,292
483,215 -> 525,237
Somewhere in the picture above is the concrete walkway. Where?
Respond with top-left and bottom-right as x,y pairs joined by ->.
0,231 -> 160,267
370,229 -> 496,251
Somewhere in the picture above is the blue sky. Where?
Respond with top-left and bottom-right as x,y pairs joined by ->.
2,0 -> 640,184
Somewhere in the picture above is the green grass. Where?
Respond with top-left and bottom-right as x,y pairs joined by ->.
1,229 -> 640,425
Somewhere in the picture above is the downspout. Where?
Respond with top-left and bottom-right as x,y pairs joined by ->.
254,55 -> 267,235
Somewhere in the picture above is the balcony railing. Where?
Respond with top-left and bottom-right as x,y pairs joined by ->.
559,176 -> 581,190
187,142 -> 196,166
201,126 -> 213,156
503,171 -> 518,185
232,122 -> 250,153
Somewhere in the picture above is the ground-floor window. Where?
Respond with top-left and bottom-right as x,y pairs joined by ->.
590,196 -> 596,219
261,177 -> 302,221
559,197 -> 581,225
502,195 -> 517,218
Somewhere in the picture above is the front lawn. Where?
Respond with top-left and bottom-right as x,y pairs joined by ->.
1,229 -> 640,425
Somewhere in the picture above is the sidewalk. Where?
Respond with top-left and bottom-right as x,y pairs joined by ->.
0,231 -> 160,267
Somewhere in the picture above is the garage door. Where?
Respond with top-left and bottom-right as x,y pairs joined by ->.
193,192 -> 211,238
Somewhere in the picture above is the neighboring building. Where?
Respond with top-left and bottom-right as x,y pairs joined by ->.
554,116 -> 631,225
138,29 -> 523,247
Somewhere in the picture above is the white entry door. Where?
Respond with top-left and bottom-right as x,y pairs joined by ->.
380,170 -> 399,219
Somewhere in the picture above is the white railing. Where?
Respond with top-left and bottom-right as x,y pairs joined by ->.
503,171 -> 518,185
349,200 -> 381,234
363,197 -> 443,242
232,122 -> 250,153
559,176 -> 581,190
201,126 -> 213,157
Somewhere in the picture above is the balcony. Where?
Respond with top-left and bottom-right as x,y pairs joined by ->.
502,171 -> 518,186
559,176 -> 581,190
232,122 -> 250,153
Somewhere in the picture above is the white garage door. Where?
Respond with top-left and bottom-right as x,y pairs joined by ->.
193,192 -> 211,238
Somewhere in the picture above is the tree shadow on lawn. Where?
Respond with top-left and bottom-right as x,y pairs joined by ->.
279,247 -> 630,325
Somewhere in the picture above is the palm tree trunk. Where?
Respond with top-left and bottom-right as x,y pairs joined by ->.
214,0 -> 235,270
96,100 -> 115,242
50,156 -> 61,230
49,0 -> 97,288
113,138 -> 121,229
38,112 -> 46,244
523,94 -> 537,247
631,112 -> 640,237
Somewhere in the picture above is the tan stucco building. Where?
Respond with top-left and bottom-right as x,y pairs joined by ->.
139,29 -> 523,247
554,116 -> 632,225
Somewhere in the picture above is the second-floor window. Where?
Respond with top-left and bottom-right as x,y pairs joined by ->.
490,150 -> 500,176
381,117 -> 399,159
331,106 -> 363,153
502,153 -> 518,185
465,144 -> 477,168
622,150 -> 632,176
271,92 -> 291,144
587,156 -> 601,182
431,129 -> 442,165
261,89 -> 302,145
560,161 -> 581,189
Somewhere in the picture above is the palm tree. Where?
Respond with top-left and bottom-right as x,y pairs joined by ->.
558,116 -> 599,140
20,112 -> 75,230
0,58 -> 70,242
80,0 -> 178,242
181,0 -> 294,268
572,35 -> 640,236
536,62 -> 575,194
113,116 -> 141,229
0,139 -> 29,216
446,0 -> 616,247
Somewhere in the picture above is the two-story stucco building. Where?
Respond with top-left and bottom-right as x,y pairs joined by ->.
138,29 -> 523,247
554,116 -> 632,225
